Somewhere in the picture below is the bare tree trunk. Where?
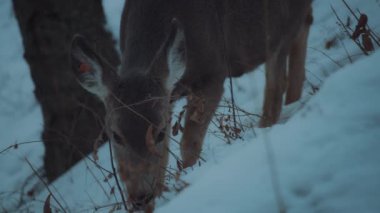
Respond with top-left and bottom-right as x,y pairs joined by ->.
12,0 -> 120,182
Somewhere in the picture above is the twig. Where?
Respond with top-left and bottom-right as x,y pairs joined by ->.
84,163 -> 111,200
108,141 -> 128,211
341,0 -> 359,21
84,150 -> 119,203
330,5 -> 369,55
342,0 -> 380,45
1,135 -> 114,175
309,47 -> 343,68
17,198 -> 61,212
228,76 -> 238,130
263,0 -> 286,212
355,8 -> 380,47
0,204 -> 8,213
0,140 -> 42,155
305,69 -> 323,84
84,191 -> 97,210
342,0 -> 380,46
24,158 -> 67,213
93,202 -> 122,212
212,1 -> 238,131
263,132 -> 286,213
339,38 -> 353,63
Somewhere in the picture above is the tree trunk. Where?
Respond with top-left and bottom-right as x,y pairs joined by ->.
12,0 -> 120,182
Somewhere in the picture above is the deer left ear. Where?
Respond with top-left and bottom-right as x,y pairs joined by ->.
70,34 -> 118,101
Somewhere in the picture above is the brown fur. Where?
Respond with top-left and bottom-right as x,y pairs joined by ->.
70,0 -> 312,211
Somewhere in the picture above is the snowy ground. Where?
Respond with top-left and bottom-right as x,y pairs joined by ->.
1,0 -> 379,212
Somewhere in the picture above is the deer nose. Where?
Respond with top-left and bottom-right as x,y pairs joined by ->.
132,193 -> 154,209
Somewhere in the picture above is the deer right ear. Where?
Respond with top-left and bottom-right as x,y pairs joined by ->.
70,34 -> 117,101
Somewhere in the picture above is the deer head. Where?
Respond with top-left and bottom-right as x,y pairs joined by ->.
70,35 -> 170,211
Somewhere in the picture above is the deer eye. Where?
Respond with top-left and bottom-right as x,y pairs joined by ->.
156,131 -> 165,143
112,131 -> 123,144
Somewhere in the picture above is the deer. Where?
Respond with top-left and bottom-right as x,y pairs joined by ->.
70,0 -> 312,212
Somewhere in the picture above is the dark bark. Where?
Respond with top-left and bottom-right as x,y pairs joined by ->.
12,0 -> 120,182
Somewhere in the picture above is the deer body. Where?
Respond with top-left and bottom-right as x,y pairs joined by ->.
71,0 -> 312,211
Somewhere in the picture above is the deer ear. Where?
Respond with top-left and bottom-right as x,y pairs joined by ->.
148,18 -> 181,82
70,34 -> 117,101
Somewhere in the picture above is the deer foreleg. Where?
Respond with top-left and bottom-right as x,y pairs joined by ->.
180,80 -> 224,168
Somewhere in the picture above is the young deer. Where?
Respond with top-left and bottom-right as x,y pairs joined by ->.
70,0 -> 312,211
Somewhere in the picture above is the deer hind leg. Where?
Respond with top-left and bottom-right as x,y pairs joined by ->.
259,46 -> 288,128
180,79 -> 224,168
285,9 -> 312,105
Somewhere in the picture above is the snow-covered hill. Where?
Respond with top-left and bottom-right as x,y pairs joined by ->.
0,0 -> 379,212
157,50 -> 380,213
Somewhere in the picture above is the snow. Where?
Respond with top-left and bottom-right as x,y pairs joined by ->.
0,1 -> 44,209
1,0 -> 380,212
158,50 -> 380,213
